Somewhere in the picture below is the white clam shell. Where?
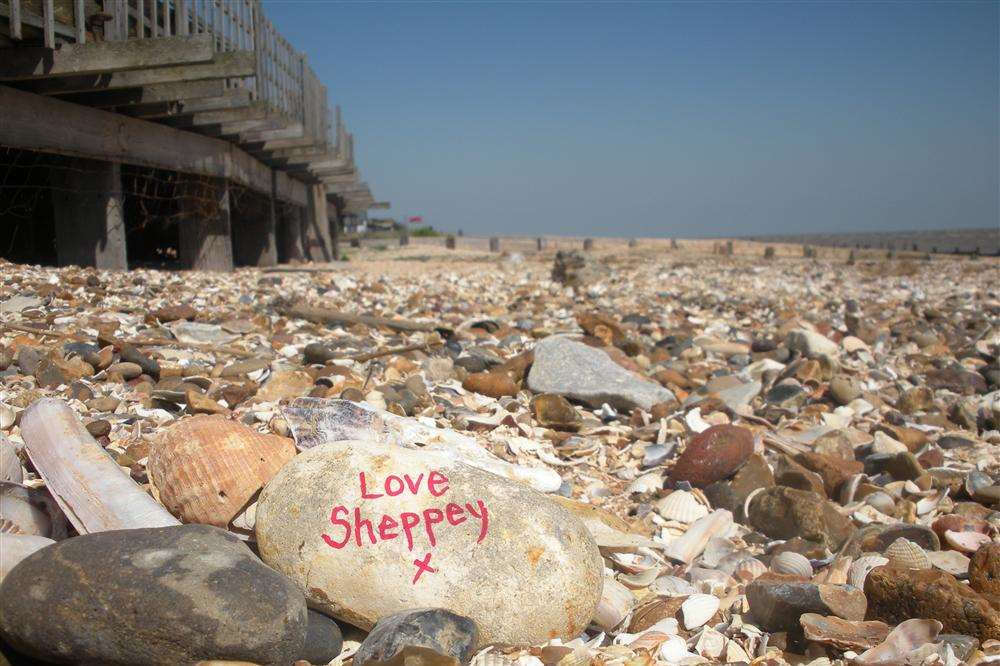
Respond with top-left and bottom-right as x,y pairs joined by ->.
618,567 -> 661,589
734,557 -> 768,582
651,575 -> 698,597
770,551 -> 813,579
655,490 -> 709,524
680,593 -> 720,630
848,554 -> 889,589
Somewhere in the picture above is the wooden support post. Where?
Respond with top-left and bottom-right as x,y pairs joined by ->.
10,0 -> 22,40
583,238 -> 594,251
50,158 -> 128,270
177,176 -> 234,272
232,190 -> 277,267
489,237 -> 500,252
328,196 -> 340,261
281,205 -> 307,262
304,183 -> 331,262
536,237 -> 545,251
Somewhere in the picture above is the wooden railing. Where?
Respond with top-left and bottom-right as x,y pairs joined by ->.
4,0 -> 334,151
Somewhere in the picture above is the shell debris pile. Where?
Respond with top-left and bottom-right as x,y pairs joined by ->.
0,239 -> 999,665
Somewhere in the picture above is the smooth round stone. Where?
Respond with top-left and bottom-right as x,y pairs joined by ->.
301,610 -> 344,665
254,441 -> 603,646
0,525 -> 307,665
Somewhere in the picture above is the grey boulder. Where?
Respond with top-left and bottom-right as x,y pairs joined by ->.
527,336 -> 674,411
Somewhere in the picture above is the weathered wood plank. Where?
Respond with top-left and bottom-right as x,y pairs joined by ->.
10,0 -> 22,39
54,79 -> 224,108
324,181 -> 368,195
239,123 -> 304,143
0,33 -> 215,81
13,50 -> 254,94
73,0 -> 84,42
42,0 -> 53,46
0,85 -> 307,207
123,88 -> 254,118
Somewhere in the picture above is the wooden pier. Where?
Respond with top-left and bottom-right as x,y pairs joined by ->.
0,0 -> 380,270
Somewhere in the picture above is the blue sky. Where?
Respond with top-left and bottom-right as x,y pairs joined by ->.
263,1 -> 999,237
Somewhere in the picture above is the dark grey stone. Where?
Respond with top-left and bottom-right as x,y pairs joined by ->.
354,609 -> 478,666
300,610 -> 343,665
0,524 -> 307,665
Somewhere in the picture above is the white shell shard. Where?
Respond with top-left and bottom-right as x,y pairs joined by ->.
281,398 -> 562,492
943,529 -> 991,554
0,482 -> 52,537
855,618 -> 943,665
651,575 -> 698,597
734,557 -> 768,582
926,549 -> 970,577
594,577 -> 636,632
662,510 -> 733,565
0,435 -> 23,484
849,555 -> 890,589
654,490 -> 709,524
0,533 -> 54,583
770,551 -> 813,579
681,594 -> 719,630
617,567 -> 660,589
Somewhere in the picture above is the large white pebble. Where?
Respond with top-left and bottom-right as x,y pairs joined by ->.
255,441 -> 603,646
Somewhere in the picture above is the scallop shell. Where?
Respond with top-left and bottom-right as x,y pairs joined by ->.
943,530 -> 992,554
680,594 -> 719,630
734,557 -> 768,582
770,551 -> 813,579
848,554 -> 889,588
864,491 -> 896,515
593,578 -> 636,632
651,575 -> 698,597
0,436 -> 23,484
655,490 -> 709,524
147,414 -> 297,527
885,537 -> 932,570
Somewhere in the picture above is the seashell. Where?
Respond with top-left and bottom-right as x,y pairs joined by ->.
626,630 -> 671,652
680,593 -> 720,630
0,533 -> 54,584
932,513 -> 989,538
688,567 -> 734,595
693,627 -> 726,660
926,549 -> 970,577
650,575 -> 698,597
0,482 -> 66,539
855,618 -> 942,665
864,491 -> 896,515
915,489 -> 948,516
470,653 -> 519,666
147,414 -> 297,528
627,472 -> 663,496
884,537 -> 932,570
554,648 -> 595,666
655,490 -> 709,524
593,577 -> 635,631
734,557 -> 768,582
618,567 -> 661,589
943,529 -> 992,554
662,510 -> 733,565
0,403 -> 14,430
840,473 -> 864,504
849,554 -> 889,589
770,551 -> 813,579
0,435 -> 23,484
966,470 -> 994,499
659,635 -> 698,663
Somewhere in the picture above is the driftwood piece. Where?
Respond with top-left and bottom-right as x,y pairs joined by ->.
20,398 -> 180,533
279,304 -> 445,334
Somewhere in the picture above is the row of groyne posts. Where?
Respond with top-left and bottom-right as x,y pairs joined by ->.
0,0 -> 383,271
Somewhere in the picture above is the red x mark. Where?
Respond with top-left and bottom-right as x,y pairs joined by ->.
412,552 -> 438,584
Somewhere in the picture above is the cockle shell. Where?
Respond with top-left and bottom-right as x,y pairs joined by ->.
148,415 -> 297,527
849,555 -> 890,589
655,490 -> 709,524
884,537 -> 932,570
734,557 -> 768,582
680,594 -> 719,630
770,551 -> 813,579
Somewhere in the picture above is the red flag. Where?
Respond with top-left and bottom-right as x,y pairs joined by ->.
408,216 -> 423,224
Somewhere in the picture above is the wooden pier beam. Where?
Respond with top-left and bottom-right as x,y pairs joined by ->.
49,158 -> 128,270
177,176 -> 234,272
304,183 -> 332,262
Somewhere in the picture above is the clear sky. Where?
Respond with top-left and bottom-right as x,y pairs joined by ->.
263,1 -> 999,238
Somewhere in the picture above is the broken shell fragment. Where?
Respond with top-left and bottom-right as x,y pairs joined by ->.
734,557 -> 768,582
848,555 -> 890,589
943,529 -> 991,554
594,578 -> 636,632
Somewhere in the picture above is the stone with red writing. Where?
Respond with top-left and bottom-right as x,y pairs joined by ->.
254,440 -> 603,646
